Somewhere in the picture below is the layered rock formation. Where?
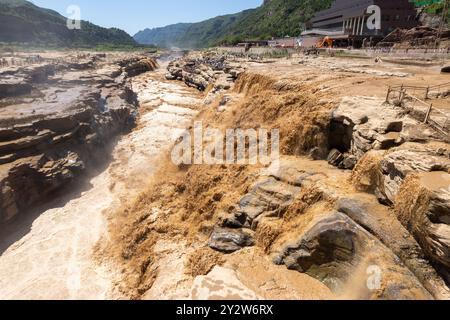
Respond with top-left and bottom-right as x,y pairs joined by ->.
163,57 -> 450,299
395,172 -> 450,270
114,55 -> 450,300
0,54 -> 157,223
274,211 -> 433,299
328,95 -> 445,166
207,158 -> 449,299
353,144 -> 450,274
166,53 -> 244,102
330,93 -> 449,275
324,93 -> 450,295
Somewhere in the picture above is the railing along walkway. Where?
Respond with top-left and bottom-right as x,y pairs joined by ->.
386,85 -> 450,136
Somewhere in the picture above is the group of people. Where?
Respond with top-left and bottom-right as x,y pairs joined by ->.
0,58 -> 9,67
24,55 -> 43,64
0,55 -> 43,68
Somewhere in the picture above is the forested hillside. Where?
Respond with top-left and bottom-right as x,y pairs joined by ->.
134,0 -> 333,48
0,0 -> 138,48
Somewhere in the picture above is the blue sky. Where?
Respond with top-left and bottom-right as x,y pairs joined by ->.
30,0 -> 263,35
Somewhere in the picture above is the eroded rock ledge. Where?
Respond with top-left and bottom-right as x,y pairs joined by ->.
166,53 -> 245,103
208,159 -> 448,299
0,54 -> 158,223
114,55 -> 450,300
198,67 -> 450,299
326,94 -> 450,287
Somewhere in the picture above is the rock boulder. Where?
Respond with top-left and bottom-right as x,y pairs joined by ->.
274,212 -> 433,299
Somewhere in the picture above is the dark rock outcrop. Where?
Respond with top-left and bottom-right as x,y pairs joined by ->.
327,148 -> 344,167
218,176 -> 300,234
208,227 -> 255,253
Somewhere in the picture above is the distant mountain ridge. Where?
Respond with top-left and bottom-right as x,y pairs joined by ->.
134,0 -> 334,48
134,0 -> 444,49
0,0 -> 137,47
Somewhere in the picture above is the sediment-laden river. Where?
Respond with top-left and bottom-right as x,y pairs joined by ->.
0,65 -> 200,299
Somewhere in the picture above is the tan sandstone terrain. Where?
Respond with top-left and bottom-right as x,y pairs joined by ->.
0,50 -> 449,300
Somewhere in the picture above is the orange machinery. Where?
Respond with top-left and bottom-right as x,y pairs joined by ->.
316,36 -> 333,48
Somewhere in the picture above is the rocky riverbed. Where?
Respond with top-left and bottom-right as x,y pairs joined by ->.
0,56 -> 204,299
0,53 -> 157,222
0,51 -> 449,300
109,52 -> 450,300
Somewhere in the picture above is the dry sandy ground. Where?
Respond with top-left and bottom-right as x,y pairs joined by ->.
240,56 -> 449,136
0,64 -> 202,300
246,55 -> 450,108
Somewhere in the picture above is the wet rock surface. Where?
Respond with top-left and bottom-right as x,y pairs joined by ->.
190,266 -> 261,300
395,172 -> 450,270
328,92 -> 450,285
0,54 -> 158,223
353,145 -> 450,263
99,53 -> 450,300
274,211 -> 433,299
375,146 -> 450,205
208,227 -> 255,253
206,156 -> 449,299
351,144 -> 450,290
216,175 -> 301,239
274,212 -> 357,283
336,196 -> 450,299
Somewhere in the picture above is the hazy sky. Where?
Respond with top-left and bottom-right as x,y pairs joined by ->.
30,0 -> 263,35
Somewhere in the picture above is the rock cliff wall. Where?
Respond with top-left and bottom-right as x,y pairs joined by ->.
0,54 -> 158,223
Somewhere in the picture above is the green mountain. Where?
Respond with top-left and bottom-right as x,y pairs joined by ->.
0,0 -> 137,48
134,0 -> 334,48
420,0 -> 449,19
134,12 -> 249,49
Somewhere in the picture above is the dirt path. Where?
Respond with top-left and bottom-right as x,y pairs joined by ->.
0,66 -> 201,300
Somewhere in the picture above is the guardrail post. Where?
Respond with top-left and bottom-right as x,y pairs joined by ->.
425,86 -> 430,100
386,86 -> 391,103
424,103 -> 433,124
400,90 -> 406,103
